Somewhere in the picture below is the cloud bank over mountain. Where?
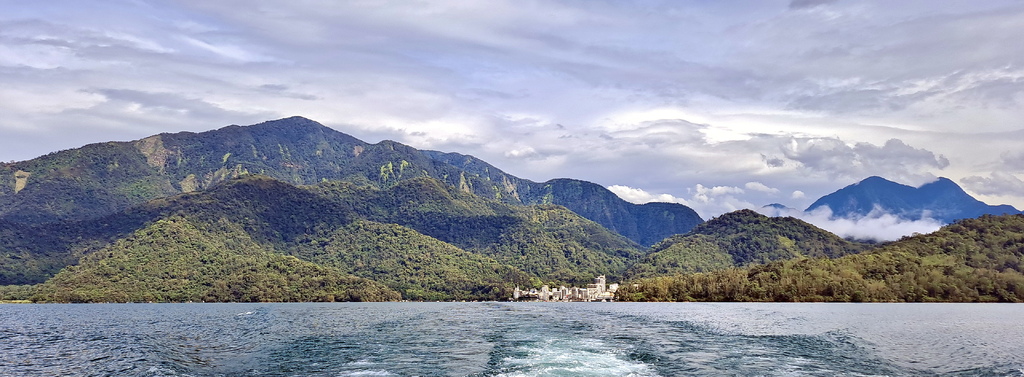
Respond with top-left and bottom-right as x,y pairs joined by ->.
758,206 -> 944,242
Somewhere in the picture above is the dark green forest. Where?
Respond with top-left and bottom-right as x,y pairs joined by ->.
5,175 -> 1024,302
5,173 -> 1024,303
625,210 -> 867,279
4,175 -> 639,302
619,215 -> 1024,302
31,216 -> 400,303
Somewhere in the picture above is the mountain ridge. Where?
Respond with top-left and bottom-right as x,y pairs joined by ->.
805,176 -> 1020,223
422,152 -> 703,246
0,116 -> 701,246
12,173 -> 640,300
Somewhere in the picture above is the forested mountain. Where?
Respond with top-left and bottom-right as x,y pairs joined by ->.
7,116 -> 1024,303
8,175 -> 639,302
0,117 -> 701,245
620,214 -> 1024,302
806,176 -> 1020,223
32,216 -> 402,303
307,176 -> 640,284
625,210 -> 867,279
9,172 -> 1024,303
0,220 -> 70,285
425,152 -> 703,246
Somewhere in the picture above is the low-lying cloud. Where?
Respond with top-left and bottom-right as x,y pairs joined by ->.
607,185 -> 690,206
759,205 -> 944,242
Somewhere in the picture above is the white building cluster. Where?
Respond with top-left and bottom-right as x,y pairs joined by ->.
512,275 -> 619,302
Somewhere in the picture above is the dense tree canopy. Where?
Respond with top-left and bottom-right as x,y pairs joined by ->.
620,215 -> 1024,302
624,210 -> 867,279
32,216 -> 400,303
14,175 -> 641,302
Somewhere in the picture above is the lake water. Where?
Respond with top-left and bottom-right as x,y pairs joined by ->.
1,302 -> 1023,376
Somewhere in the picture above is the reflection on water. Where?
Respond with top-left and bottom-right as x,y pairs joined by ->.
1,302 -> 1023,376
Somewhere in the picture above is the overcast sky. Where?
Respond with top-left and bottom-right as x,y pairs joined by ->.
3,0 -> 1024,224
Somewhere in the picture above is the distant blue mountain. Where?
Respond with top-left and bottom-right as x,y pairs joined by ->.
762,203 -> 794,211
805,176 -> 1020,223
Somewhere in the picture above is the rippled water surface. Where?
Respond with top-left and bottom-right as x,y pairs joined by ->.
2,302 -> 1023,376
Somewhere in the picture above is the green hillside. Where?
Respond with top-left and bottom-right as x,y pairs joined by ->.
5,174 -> 640,301
0,220 -> 72,285
2,172 -> 356,286
620,214 -> 1024,302
31,216 -> 400,303
687,209 -> 865,263
310,176 -> 641,284
625,209 -> 866,279
625,234 -> 735,278
288,220 -> 531,301
0,117 -> 432,224
425,153 -> 703,246
0,141 -> 177,225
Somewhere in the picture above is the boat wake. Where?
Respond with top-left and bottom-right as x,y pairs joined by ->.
488,337 -> 659,377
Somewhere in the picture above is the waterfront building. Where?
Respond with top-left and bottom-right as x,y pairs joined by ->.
511,275 -> 617,302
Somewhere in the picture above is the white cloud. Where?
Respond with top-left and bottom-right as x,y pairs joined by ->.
777,137 -> 948,185
609,183 -> 759,220
745,181 -> 780,194
692,184 -> 745,203
961,172 -> 1024,197
1001,150 -> 1024,172
760,205 -> 944,242
686,184 -> 761,219
179,36 -> 278,63
607,185 -> 689,206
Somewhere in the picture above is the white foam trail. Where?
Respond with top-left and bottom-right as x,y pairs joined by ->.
496,338 -> 659,377
336,370 -> 396,376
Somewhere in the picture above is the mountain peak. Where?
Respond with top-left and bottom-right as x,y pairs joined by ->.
859,175 -> 889,184
257,115 -> 321,126
919,177 -> 959,189
706,209 -> 766,224
279,115 -> 317,122
198,116 -> 354,145
855,176 -> 908,188
249,116 -> 332,132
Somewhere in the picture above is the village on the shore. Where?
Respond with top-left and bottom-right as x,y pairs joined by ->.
511,275 -> 619,302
